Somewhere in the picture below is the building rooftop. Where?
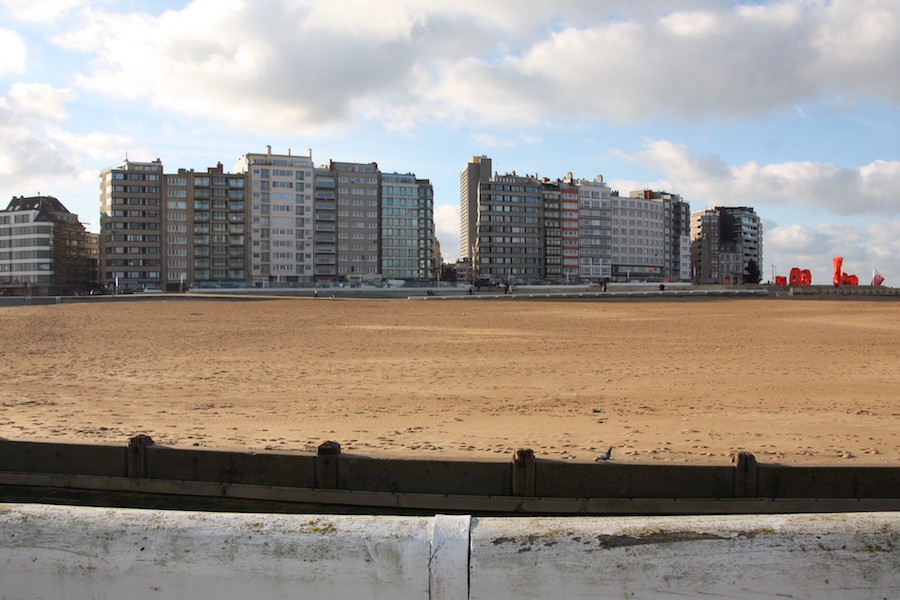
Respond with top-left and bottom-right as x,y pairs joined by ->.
3,195 -> 76,221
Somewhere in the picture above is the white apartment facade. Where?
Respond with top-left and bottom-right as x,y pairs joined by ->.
610,193 -> 666,281
233,147 -> 315,285
614,190 -> 692,283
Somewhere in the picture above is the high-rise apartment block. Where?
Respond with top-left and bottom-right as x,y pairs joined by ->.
233,147 -> 315,285
540,181 -> 563,281
329,160 -> 380,282
560,182 -> 580,281
164,164 -> 249,289
99,159 -> 164,291
576,176 -> 613,281
690,206 -> 762,284
1,195 -> 98,295
461,156 -> 699,285
100,147 -> 436,289
617,190 -> 691,282
473,171 -> 544,284
381,173 -> 434,281
460,155 -> 492,261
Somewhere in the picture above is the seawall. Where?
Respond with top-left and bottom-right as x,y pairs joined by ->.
1,504 -> 898,599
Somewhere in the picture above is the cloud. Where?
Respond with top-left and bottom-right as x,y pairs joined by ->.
435,0 -> 900,125
1,0 -> 88,22
46,1 -> 900,134
0,83 -> 136,225
0,28 -> 27,76
434,203 -> 460,262
618,140 -> 900,217
54,0 -> 430,135
610,138 -> 900,284
44,125 -> 136,161
7,82 -> 77,121
468,133 -> 516,148
766,223 -> 833,255
764,217 -> 900,285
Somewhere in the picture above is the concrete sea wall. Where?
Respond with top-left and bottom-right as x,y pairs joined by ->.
1,504 -> 899,599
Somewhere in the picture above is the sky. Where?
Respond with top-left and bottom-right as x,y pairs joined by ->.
1,0 -> 898,285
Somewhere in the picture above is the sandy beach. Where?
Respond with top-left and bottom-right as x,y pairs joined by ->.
1,296 -> 899,465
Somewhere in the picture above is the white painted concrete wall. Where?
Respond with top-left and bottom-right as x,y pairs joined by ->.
469,513 -> 900,599
2,505 -> 899,600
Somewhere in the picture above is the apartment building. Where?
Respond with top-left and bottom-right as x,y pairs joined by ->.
691,209 -> 719,284
311,166 -> 336,281
99,159 -> 164,291
561,183 -> 580,281
473,172 -> 544,284
719,206 -> 763,284
460,155 -> 492,261
163,165 -> 249,290
455,257 -> 473,284
233,147 -> 315,285
460,157 -> 706,284
691,206 -> 762,284
1,195 -> 98,295
576,176 -> 613,282
614,190 -> 691,283
381,173 -> 435,281
668,195 -> 692,282
330,161 -> 380,282
541,182 -> 563,282
100,149 -> 438,288
432,235 -> 442,280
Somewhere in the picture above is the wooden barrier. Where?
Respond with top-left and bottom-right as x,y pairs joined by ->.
2,436 -> 900,514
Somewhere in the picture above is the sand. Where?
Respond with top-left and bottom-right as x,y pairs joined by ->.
1,296 -> 899,465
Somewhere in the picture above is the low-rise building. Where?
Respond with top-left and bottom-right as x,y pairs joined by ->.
1,195 -> 98,295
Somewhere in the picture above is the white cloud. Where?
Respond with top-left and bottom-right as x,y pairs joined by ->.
434,203 -> 460,262
468,133 -> 515,148
478,0 -> 900,124
1,0 -> 87,22
0,28 -> 27,76
0,83 -> 136,227
44,124 -> 136,161
660,10 -> 721,37
764,219 -> 898,286
45,0 -> 900,134
618,140 -> 900,217
7,82 -> 77,121
54,0 -> 434,134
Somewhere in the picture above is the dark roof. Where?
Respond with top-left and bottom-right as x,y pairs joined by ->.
3,195 -> 74,221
